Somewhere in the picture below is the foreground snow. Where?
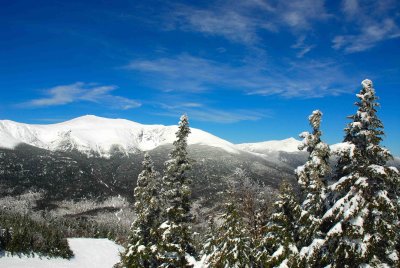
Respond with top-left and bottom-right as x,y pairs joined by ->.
0,238 -> 123,268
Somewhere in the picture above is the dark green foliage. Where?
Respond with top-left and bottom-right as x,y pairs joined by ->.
0,144 -> 141,203
0,209 -> 73,259
257,181 -> 301,267
321,79 -> 399,267
0,142 -> 303,210
55,215 -> 127,243
207,201 -> 252,268
159,115 -> 196,267
295,110 -> 330,265
122,153 -> 161,268
201,216 -> 217,258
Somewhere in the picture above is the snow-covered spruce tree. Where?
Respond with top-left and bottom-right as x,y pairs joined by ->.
201,216 -> 217,264
207,195 -> 252,268
256,181 -> 301,267
159,115 -> 196,267
121,153 -> 161,268
321,79 -> 399,267
294,110 -> 330,266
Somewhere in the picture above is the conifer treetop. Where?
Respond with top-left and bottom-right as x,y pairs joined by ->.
344,78 -> 391,168
320,79 -> 399,267
296,110 -> 330,192
298,110 -> 325,154
159,114 -> 196,267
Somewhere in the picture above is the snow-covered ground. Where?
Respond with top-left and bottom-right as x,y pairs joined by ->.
0,238 -> 123,268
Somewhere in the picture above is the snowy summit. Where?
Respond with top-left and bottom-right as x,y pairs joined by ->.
0,115 -> 240,156
0,115 -> 302,157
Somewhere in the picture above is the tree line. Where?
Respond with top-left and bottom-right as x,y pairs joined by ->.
0,209 -> 73,259
120,79 -> 400,268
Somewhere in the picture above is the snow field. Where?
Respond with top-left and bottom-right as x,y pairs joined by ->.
0,238 -> 123,268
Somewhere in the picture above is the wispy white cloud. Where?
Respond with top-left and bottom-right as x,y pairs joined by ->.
167,0 -> 330,45
182,108 -> 266,123
127,54 -> 237,92
155,106 -> 268,123
291,35 -> 316,58
333,19 -> 400,53
172,7 -> 261,44
278,0 -> 331,29
160,102 -> 204,109
342,0 -> 359,16
22,82 -> 141,110
126,53 -> 354,98
333,0 -> 400,53
145,96 -> 266,123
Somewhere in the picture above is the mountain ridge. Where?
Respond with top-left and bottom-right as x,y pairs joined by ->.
1,115 -> 397,158
0,115 -> 301,157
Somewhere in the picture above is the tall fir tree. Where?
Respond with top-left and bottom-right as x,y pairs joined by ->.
256,181 -> 301,268
159,114 -> 196,267
321,79 -> 399,267
122,153 -> 162,268
295,110 -> 330,266
206,197 -> 252,268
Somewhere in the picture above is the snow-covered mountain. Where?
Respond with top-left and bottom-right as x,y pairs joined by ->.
0,115 -> 241,156
2,115 -> 396,158
1,115 -> 398,206
236,138 -> 302,154
0,115 -> 305,157
0,115 -> 304,204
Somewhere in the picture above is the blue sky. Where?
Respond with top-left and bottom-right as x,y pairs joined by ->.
1,0 -> 399,154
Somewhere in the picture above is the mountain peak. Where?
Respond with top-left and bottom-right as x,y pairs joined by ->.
0,116 -> 238,156
56,115 -> 144,129
0,116 -> 308,157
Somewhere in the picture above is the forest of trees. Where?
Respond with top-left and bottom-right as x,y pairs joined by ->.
0,209 -> 73,259
121,79 -> 400,268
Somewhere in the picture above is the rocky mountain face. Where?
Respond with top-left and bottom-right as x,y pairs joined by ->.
0,116 -> 398,208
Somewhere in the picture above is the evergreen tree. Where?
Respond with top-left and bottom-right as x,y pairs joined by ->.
321,79 -> 399,267
228,168 -> 263,251
207,199 -> 252,268
201,216 -> 217,261
159,115 -> 196,267
0,230 -> 3,251
122,153 -> 161,268
295,110 -> 330,265
257,181 -> 301,267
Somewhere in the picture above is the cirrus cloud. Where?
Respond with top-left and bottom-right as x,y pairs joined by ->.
333,0 -> 400,53
21,82 -> 141,110
126,53 -> 354,98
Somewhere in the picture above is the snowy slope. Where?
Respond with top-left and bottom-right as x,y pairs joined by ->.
236,137 -> 302,153
0,115 -> 239,156
0,238 -> 123,268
